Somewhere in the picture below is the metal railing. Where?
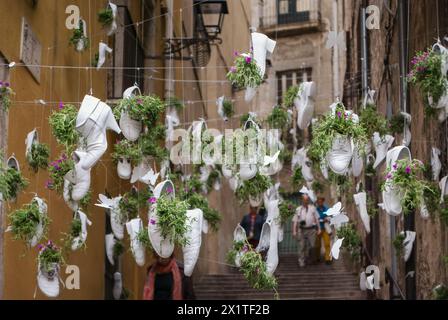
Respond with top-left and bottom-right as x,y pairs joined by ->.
259,0 -> 320,29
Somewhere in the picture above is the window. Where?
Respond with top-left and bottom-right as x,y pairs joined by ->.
277,0 -> 311,24
276,68 -> 312,104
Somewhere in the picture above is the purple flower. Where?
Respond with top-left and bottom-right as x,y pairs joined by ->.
4,82 -> 9,87
53,165 -> 61,171
166,187 -> 173,194
0,81 -> 3,86
233,51 -> 239,57
148,197 -> 157,204
137,99 -> 143,105
393,163 -> 398,170
337,111 -> 342,118
150,219 -> 156,225
405,166 -> 411,174
61,154 -> 67,160
245,56 -> 252,64
37,244 -> 43,251
386,173 -> 392,179
47,240 -> 53,246
230,66 -> 237,73
58,101 -> 64,110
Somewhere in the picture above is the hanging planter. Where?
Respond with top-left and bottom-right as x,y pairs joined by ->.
112,139 -> 142,180
266,105 -> 291,130
67,210 -> 92,251
96,194 -> 126,240
335,224 -> 362,260
115,86 -> 144,141
296,82 -> 317,130
0,155 -> 28,201
278,200 -> 296,225
126,218 -> 147,267
69,19 -> 89,52
217,96 -> 234,121
49,104 -> 80,152
182,208 -> 204,277
235,172 -> 272,205
25,129 -> 50,172
7,197 -> 49,247
183,193 -> 221,232
227,53 -> 263,97
283,85 -> 301,109
37,241 -> 63,298
98,2 -> 118,36
382,157 -> 432,216
47,154 -> 73,195
309,103 -> 368,176
0,81 -> 14,112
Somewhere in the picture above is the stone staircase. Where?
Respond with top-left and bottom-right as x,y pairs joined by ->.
194,255 -> 365,300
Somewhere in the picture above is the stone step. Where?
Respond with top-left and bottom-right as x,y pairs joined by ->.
196,291 -> 364,300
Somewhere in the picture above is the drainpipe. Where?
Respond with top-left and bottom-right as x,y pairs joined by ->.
332,0 -> 339,100
165,0 -> 174,101
361,7 -> 368,97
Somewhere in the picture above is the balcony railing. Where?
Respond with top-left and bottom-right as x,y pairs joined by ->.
259,0 -> 321,37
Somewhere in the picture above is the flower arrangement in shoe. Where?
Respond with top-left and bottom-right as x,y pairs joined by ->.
62,215 -> 84,251
49,104 -> 80,152
222,98 -> 235,119
359,105 -> 390,138
27,142 -> 50,172
47,154 -> 74,194
388,113 -> 406,135
278,200 -> 296,225
136,225 -> 153,251
116,95 -> 166,126
113,240 -> 125,259
206,167 -> 221,192
227,51 -> 263,89
235,172 -> 272,204
69,20 -> 89,51
266,105 -> 291,130
0,81 -> 14,112
38,241 -> 63,274
408,48 -> 447,109
138,127 -> 169,162
226,240 -> 246,265
382,159 -> 433,215
336,224 -> 361,260
183,173 -> 206,196
291,166 -> 305,189
182,192 -> 221,232
119,188 -> 151,221
150,194 -> 189,246
112,139 -> 142,166
0,160 -> 28,201
8,199 -> 50,245
283,85 -> 301,109
392,232 -> 406,257
308,103 -> 368,164
98,7 -> 114,27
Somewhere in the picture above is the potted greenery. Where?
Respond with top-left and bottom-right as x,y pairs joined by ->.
206,167 -> 221,192
392,232 -> 406,257
388,113 -> 406,135
283,85 -> 301,109
8,197 -> 49,247
183,192 -> 221,232
139,126 -> 169,162
47,154 -> 74,194
27,142 -> 50,172
69,19 -> 89,52
112,139 -> 142,180
37,240 -> 64,298
0,81 -> 14,112
0,162 -> 28,201
98,2 -> 117,36
359,105 -> 389,138
227,52 -> 263,94
116,95 -> 166,128
266,105 -> 290,130
278,200 -> 296,225
382,159 -> 432,215
136,225 -> 153,251
222,98 -> 234,120
49,104 -> 80,152
235,172 -> 272,206
336,224 -> 361,260
291,167 -> 304,189
309,103 -> 368,175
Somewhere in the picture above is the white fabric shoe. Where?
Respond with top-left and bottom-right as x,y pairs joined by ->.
29,197 -> 48,248
76,95 -> 121,170
126,218 -> 146,267
148,180 -> 176,258
372,132 -> 395,169
353,192 -> 370,233
113,272 -> 123,300
298,147 -> 314,182
401,112 -> 412,147
71,210 -> 92,251
97,42 -> 113,70
326,135 -> 353,175
63,179 -> 79,212
64,151 -> 92,202
403,231 -> 416,262
96,194 -> 124,240
351,146 -> 363,177
251,32 -> 276,79
296,82 -> 317,130
233,224 -> 247,267
320,159 -> 329,180
216,96 -> 228,121
183,209 -> 204,276
105,233 -> 116,265
117,157 -> 132,180
37,259 -> 60,298
431,147 -> 442,181
120,112 -> 142,142
439,176 -> 448,203
331,238 -> 344,260
239,163 -> 258,181
25,129 -> 38,160
75,19 -> 88,52
105,2 -> 118,36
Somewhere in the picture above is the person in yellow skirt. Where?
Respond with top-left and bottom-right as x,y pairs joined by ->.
315,197 -> 332,264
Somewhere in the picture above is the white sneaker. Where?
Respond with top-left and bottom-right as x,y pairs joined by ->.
105,233 -> 116,266
431,147 -> 442,181
126,218 -> 146,267
251,32 -> 276,79
239,163 -> 258,181
353,192 -> 370,233
29,197 -> 48,248
119,111 -> 142,142
331,238 -> 344,260
113,272 -> 123,300
97,42 -> 113,70
105,2 -> 118,36
71,210 -> 92,251
25,128 -> 38,161
439,176 -> 448,204
351,146 -> 363,177
403,231 -> 416,262
37,259 -> 60,298
296,82 -> 317,130
326,135 -> 353,175
64,151 -> 91,202
182,209 -> 203,277
117,157 -> 132,180
95,194 -> 124,240
372,132 -> 394,169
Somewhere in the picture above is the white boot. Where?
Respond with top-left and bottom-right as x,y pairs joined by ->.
71,210 -> 92,251
183,209 -> 204,277
403,231 -> 416,262
64,151 -> 91,202
251,32 -> 276,78
126,218 -> 146,267
372,132 -> 395,169
37,260 -> 60,298
326,135 -> 353,175
296,82 -> 317,130
431,147 -> 442,181
113,272 -> 123,300
97,42 -> 113,70
29,197 -> 48,248
117,157 -> 132,180
105,234 -> 116,265
353,192 -> 370,233
76,95 -> 121,170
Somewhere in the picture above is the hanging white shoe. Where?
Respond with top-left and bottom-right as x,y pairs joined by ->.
353,192 -> 370,233
296,147 -> 314,182
431,147 -> 442,181
233,224 -> 247,267
326,135 -> 353,175
106,2 -> 118,36
126,218 -> 146,267
228,176 -> 239,192
113,272 -> 123,300
183,209 -> 204,277
97,42 -> 113,70
71,210 -> 92,251
331,238 -> 344,260
63,179 -> 80,212
105,234 -> 116,265
372,132 -> 395,169
96,194 -> 124,240
25,129 -> 38,160
296,82 -> 317,130
401,112 -> 412,147
120,111 -> 142,142
439,176 -> 448,204
251,32 -> 276,79
76,95 -> 121,170
351,146 -> 363,177
403,231 -> 416,262
64,151 -> 91,202
216,96 -> 228,121
117,157 -> 132,180
29,197 -> 48,248
239,163 -> 258,181
37,258 -> 60,298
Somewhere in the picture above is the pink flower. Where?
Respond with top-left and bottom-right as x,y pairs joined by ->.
245,56 -> 252,64
405,166 -> 411,174
166,187 -> 173,194
58,101 -> 64,110
337,111 -> 342,118
150,219 -> 156,225
148,197 -> 157,204
386,173 -> 392,179
233,51 -> 239,57
230,66 -> 237,73
393,163 -> 398,170
4,82 -> 9,87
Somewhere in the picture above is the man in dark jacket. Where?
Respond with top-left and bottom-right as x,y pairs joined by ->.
240,205 -> 266,248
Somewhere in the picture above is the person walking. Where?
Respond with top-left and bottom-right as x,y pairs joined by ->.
315,197 -> 332,264
292,194 -> 321,267
240,205 -> 266,249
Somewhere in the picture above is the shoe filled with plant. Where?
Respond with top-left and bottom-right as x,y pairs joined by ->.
359,105 -> 390,138
0,81 -> 14,112
27,142 -> 50,172
392,232 -> 406,257
222,98 -> 235,119
266,105 -> 291,130
98,7 -> 114,27
69,20 -> 89,52
291,166 -> 304,189
336,224 -> 361,260
235,172 -> 272,204
136,225 -> 153,251
115,95 -> 166,127
227,52 -> 263,89
278,200 -> 296,225
182,192 -> 221,232
47,154 -> 74,194
0,160 -> 28,201
282,85 -> 301,109
49,104 -> 80,152
112,139 -> 142,166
